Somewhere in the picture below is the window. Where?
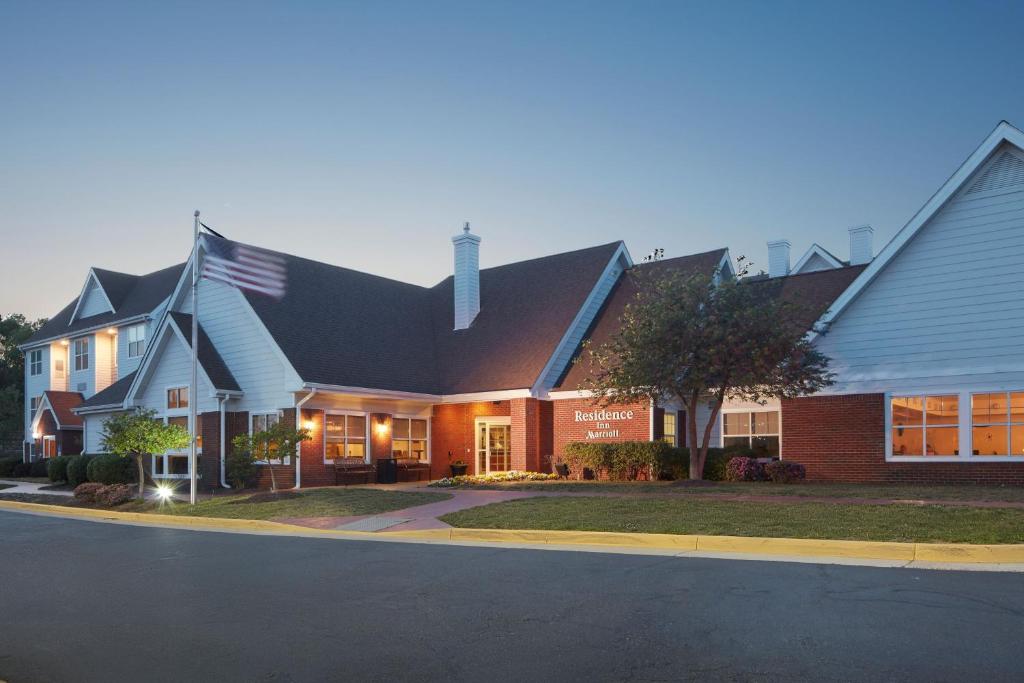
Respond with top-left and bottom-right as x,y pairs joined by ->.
325,413 -> 367,462
73,338 -> 89,371
891,395 -> 959,456
251,412 -> 287,464
54,358 -> 65,380
971,392 -> 1024,456
30,396 -> 39,415
127,324 -> 146,358
166,387 -> 189,410
662,411 -> 678,446
29,350 -> 43,376
392,418 -> 428,461
723,411 -> 780,457
152,414 -> 200,478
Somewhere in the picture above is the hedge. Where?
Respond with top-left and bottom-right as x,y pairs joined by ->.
48,455 -> 75,483
0,456 -> 22,477
65,455 -> 94,488
86,454 -> 135,485
560,442 -> 751,481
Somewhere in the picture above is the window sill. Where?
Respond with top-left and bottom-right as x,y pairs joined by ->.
886,456 -> 1024,463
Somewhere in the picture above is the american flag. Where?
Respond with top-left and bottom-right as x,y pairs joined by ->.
200,233 -> 287,298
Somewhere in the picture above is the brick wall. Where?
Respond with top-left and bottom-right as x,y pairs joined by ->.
430,401 -> 511,479
782,394 -> 1024,485
298,408 -> 332,488
552,398 -> 651,457
252,408 -> 296,490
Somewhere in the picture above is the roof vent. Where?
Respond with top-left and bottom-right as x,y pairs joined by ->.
452,222 -> 481,330
967,150 -> 1024,194
767,240 -> 790,278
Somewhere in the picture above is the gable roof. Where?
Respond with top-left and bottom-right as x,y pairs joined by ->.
791,243 -> 844,274
228,237 -> 624,395
814,120 -> 1024,336
25,263 -> 186,347
34,391 -> 84,429
556,249 -> 730,390
167,312 -> 242,393
76,372 -> 137,412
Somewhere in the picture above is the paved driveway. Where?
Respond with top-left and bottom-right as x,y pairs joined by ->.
1,510 -> 1021,682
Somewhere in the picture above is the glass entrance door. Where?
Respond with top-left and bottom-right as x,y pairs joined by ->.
476,420 -> 512,474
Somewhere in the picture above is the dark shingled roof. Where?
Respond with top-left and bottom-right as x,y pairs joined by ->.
77,372 -> 137,410
168,312 -> 242,393
41,391 -> 84,428
556,255 -> 865,391
25,263 -> 186,346
239,239 -> 624,395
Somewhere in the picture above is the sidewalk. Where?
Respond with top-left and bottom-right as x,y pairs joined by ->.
0,479 -> 73,497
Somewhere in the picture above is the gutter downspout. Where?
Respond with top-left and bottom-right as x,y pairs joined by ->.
218,395 -> 230,489
293,388 -> 317,489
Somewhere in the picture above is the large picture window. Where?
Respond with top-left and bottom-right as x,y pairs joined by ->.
152,414 -> 201,478
392,418 -> 428,462
971,392 -> 1024,456
891,395 -> 958,456
73,338 -> 89,371
325,413 -> 367,462
723,411 -> 780,457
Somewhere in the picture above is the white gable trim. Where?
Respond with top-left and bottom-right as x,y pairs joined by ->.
791,244 -> 843,274
811,121 -> 1024,339
530,242 -> 633,395
69,269 -> 116,322
31,393 -> 82,432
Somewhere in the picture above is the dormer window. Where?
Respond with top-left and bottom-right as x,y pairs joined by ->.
73,339 -> 89,371
29,350 -> 42,376
127,323 -> 146,358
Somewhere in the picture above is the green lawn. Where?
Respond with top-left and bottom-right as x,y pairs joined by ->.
447,480 -> 1024,503
137,487 -> 452,520
440,496 -> 1024,544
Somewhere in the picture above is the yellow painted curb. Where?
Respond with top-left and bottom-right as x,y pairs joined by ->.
3,499 -> 1024,564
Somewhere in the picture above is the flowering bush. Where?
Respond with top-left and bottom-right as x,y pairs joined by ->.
429,471 -> 559,487
74,482 -> 137,505
73,482 -> 105,502
725,456 -> 766,482
764,460 -> 806,484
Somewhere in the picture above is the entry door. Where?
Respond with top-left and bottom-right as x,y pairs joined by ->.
43,436 -> 57,458
476,420 -> 512,474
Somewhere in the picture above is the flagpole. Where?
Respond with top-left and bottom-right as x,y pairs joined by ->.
190,210 -> 200,506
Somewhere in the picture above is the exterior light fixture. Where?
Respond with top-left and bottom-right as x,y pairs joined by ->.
106,327 -> 117,335
374,416 -> 389,436
60,339 -> 69,346
302,419 -> 315,431
32,431 -> 40,440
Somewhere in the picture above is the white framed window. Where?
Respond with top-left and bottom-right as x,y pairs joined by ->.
152,413 -> 201,479
251,411 -> 288,464
890,395 -> 959,457
166,386 -> 189,410
324,412 -> 368,463
970,392 -> 1024,456
126,323 -> 146,358
29,349 -> 43,376
661,411 -> 678,446
73,338 -> 89,371
722,410 -> 780,457
392,417 -> 428,462
29,396 -> 39,415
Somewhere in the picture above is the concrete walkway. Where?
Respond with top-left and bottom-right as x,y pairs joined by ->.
0,479 -> 73,496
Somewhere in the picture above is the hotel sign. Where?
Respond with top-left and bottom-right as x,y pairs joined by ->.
574,408 -> 635,440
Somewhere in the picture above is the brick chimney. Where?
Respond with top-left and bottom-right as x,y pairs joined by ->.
452,222 -> 481,330
767,239 -> 791,278
848,225 -> 874,265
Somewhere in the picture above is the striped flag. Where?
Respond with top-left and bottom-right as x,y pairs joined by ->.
200,233 -> 287,298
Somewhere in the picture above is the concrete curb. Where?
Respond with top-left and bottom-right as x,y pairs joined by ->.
2,499 -> 1023,564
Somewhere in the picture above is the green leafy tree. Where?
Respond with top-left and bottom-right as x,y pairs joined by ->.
0,314 -> 46,451
584,258 -> 833,480
101,409 -> 190,498
231,419 -> 310,491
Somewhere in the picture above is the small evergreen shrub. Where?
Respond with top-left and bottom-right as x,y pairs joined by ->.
226,448 -> 258,489
765,460 -> 806,484
12,461 -> 31,477
86,454 -> 135,485
73,482 -> 104,503
65,455 -> 94,488
725,456 -> 766,482
29,459 -> 50,477
0,456 -> 20,476
47,455 -> 74,483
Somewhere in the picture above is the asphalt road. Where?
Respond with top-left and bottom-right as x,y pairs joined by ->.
1,511 -> 1021,682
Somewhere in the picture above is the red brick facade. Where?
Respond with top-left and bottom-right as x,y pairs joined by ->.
782,394 -> 1024,485
552,398 -> 651,458
33,409 -> 82,458
430,401 -> 511,479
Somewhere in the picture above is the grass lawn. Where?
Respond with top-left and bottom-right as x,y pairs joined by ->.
440,496 -> 1024,544
448,480 -> 1024,503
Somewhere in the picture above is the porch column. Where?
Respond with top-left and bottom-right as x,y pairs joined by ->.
510,398 -> 541,472
369,413 -> 393,463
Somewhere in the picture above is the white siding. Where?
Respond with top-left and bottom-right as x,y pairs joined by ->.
24,345 -> 50,441
76,277 -> 112,318
134,333 -> 218,415
816,142 -> 1024,395
82,413 -> 123,453
68,334 -> 95,397
94,332 -> 115,393
793,252 -> 835,274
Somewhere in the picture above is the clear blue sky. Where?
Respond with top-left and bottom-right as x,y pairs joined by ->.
3,0 -> 1024,319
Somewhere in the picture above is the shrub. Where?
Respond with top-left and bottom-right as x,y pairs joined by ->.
0,456 -> 20,477
47,455 -> 74,483
29,459 -> 50,477
65,455 -> 94,488
563,441 -> 669,481
95,483 -> 135,506
725,456 -> 766,482
765,460 -> 806,484
73,482 -> 104,503
12,461 -> 31,477
226,448 -> 258,489
86,454 -> 135,485
429,471 -> 560,487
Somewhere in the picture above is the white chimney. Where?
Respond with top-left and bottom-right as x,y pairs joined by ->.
452,222 -> 481,330
848,225 -> 874,265
767,239 -> 791,278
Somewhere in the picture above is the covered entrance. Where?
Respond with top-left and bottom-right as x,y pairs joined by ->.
476,417 -> 512,474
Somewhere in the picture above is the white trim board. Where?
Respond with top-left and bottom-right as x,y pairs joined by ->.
69,269 -> 116,323
791,244 -> 843,274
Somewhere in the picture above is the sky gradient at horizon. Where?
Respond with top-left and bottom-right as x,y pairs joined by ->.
3,0 -> 1024,319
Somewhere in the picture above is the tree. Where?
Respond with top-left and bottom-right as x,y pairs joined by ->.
0,314 -> 46,451
231,419 -> 310,491
584,259 -> 834,480
101,409 -> 191,498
